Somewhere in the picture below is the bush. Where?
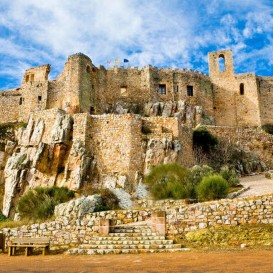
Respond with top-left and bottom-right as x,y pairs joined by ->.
144,163 -> 194,200
261,124 -> 273,135
0,211 -> 7,222
189,165 -> 215,185
219,165 -> 239,186
17,186 -> 75,220
94,188 -> 120,211
196,175 -> 229,201
193,127 -> 218,153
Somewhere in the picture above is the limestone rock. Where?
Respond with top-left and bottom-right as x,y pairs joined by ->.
51,113 -> 73,144
54,195 -> 101,218
162,101 -> 173,117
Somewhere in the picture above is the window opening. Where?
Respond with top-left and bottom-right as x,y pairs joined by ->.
30,74 -> 34,82
19,97 -> 23,105
26,75 -> 29,83
158,84 -> 166,95
90,106 -> 95,114
120,86 -> 128,96
86,65 -> 91,73
176,85 -> 179,92
187,85 -> 193,96
38,96 -> 42,102
218,54 -> 225,72
240,83 -> 244,95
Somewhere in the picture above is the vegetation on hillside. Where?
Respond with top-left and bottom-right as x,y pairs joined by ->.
175,224 -> 273,249
144,163 -> 239,202
17,186 -> 75,220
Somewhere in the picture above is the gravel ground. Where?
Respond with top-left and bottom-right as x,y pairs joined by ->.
239,174 -> 273,197
1,250 -> 273,273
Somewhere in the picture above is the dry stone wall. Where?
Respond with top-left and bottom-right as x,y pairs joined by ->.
2,194 -> 273,249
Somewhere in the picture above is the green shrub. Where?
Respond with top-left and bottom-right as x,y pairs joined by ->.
261,124 -> 273,135
189,165 -> 215,185
141,125 -> 152,134
144,163 -> 194,200
17,186 -> 75,220
94,188 -> 120,211
193,127 -> 218,153
196,175 -> 229,201
0,211 -> 7,222
219,165 -> 239,186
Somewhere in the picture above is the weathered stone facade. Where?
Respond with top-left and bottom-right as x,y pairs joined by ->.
0,49 -> 272,127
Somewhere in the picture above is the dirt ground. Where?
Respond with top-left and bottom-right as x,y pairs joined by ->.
1,250 -> 273,273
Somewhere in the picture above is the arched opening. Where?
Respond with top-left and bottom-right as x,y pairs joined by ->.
90,106 -> 95,114
240,83 -> 244,95
218,54 -> 225,72
86,65 -> 91,73
26,75 -> 29,83
30,74 -> 34,82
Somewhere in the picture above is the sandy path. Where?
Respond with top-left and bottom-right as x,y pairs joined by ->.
1,250 -> 273,273
239,174 -> 273,197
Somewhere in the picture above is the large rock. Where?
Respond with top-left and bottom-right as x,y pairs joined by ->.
54,195 -> 102,218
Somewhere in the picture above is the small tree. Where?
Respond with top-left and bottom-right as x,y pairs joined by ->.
196,175 -> 229,201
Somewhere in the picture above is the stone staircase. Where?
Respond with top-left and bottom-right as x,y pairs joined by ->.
67,223 -> 189,255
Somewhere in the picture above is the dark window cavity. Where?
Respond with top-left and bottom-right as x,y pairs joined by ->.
158,84 -> 166,95
187,85 -> 193,96
240,83 -> 244,95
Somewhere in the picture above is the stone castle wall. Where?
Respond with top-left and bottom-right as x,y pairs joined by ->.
258,76 -> 273,125
0,49 -> 272,128
2,194 -> 273,249
0,90 -> 21,123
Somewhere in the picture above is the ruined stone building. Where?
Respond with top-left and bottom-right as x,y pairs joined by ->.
1,49 -> 273,217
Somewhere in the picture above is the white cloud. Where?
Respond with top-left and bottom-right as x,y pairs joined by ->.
0,0 -> 273,88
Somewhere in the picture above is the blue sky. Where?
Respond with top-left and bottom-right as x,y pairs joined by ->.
0,0 -> 273,90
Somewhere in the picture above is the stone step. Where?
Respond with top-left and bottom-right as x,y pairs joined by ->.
67,248 -> 190,255
113,228 -> 153,233
88,239 -> 174,245
79,244 -> 182,250
108,232 -> 158,237
93,235 -> 166,241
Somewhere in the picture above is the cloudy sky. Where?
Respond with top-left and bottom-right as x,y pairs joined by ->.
0,0 -> 273,89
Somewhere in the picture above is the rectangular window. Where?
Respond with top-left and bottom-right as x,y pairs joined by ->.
38,96 -> 42,102
120,86 -> 128,96
158,84 -> 166,95
187,85 -> 193,96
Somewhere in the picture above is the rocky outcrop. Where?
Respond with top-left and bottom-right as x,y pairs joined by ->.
2,111 -> 76,217
54,195 -> 101,218
143,138 -> 181,174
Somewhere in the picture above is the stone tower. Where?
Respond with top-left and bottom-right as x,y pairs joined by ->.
208,50 -> 238,126
209,49 -> 261,126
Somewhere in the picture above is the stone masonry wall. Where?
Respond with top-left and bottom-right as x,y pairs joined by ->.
2,194 -> 273,249
88,114 -> 143,184
258,76 -> 273,125
0,90 -> 21,123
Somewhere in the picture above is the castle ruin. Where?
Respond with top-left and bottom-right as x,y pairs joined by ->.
1,49 -> 273,217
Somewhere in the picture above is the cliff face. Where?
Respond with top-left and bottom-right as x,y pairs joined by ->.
0,110 -> 190,218
0,110 -> 93,218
